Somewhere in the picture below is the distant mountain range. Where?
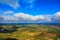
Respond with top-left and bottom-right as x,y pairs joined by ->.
0,23 -> 60,26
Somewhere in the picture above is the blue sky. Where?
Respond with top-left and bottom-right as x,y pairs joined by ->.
0,0 -> 60,23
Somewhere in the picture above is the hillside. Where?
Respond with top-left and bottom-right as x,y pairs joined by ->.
0,24 -> 60,40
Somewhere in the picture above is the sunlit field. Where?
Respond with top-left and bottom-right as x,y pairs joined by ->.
0,24 -> 60,40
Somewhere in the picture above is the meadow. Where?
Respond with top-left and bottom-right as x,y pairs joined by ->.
0,24 -> 60,40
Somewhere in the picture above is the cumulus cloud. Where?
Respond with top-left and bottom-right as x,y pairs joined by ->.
52,12 -> 60,22
14,13 -> 35,21
0,0 -> 20,9
13,13 -> 52,22
0,15 -> 5,22
3,11 -> 14,15
34,15 -> 51,21
0,12 -> 52,23
0,12 -> 60,23
0,0 -> 35,9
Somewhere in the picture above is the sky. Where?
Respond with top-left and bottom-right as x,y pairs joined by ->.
0,0 -> 60,23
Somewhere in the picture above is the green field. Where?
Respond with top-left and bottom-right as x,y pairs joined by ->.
0,24 -> 60,40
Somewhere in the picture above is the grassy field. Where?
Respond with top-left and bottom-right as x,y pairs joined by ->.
0,24 -> 60,40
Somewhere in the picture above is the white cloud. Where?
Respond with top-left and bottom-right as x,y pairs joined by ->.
14,13 -> 36,21
34,15 -> 52,22
54,12 -> 60,17
0,0 -> 20,9
3,11 -> 14,15
14,13 -> 52,22
0,12 -> 52,23
9,2 -> 20,9
52,12 -> 60,22
1,12 -> 60,23
4,16 -> 17,21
